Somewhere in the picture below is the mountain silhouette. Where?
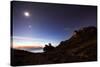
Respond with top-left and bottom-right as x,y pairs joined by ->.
11,26 -> 97,66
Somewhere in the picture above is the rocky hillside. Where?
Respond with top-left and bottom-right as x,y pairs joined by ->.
11,26 -> 97,66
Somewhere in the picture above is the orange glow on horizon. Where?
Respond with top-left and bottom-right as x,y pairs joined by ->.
12,41 -> 44,49
12,42 -> 44,49
12,36 -> 47,49
12,45 -> 43,49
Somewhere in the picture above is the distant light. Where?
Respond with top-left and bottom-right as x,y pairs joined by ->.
24,11 -> 30,17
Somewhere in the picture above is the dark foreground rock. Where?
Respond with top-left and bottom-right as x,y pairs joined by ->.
11,26 -> 97,66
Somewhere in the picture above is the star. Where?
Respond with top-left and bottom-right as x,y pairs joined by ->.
28,25 -> 32,29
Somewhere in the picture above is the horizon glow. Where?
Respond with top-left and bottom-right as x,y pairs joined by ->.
12,36 -> 59,49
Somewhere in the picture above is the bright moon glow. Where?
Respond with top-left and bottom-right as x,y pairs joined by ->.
24,12 -> 30,17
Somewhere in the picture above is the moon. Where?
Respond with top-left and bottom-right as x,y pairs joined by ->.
24,11 -> 30,17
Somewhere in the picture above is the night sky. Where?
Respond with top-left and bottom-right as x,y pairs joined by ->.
11,1 -> 97,49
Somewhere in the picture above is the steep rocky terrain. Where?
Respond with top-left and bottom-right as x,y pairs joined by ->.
11,26 -> 97,66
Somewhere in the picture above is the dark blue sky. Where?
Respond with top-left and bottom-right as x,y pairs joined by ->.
12,1 -> 97,47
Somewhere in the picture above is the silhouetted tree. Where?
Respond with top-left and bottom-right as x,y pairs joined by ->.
43,43 -> 55,52
43,44 -> 48,52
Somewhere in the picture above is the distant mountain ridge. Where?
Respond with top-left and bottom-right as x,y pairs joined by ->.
11,26 -> 97,66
